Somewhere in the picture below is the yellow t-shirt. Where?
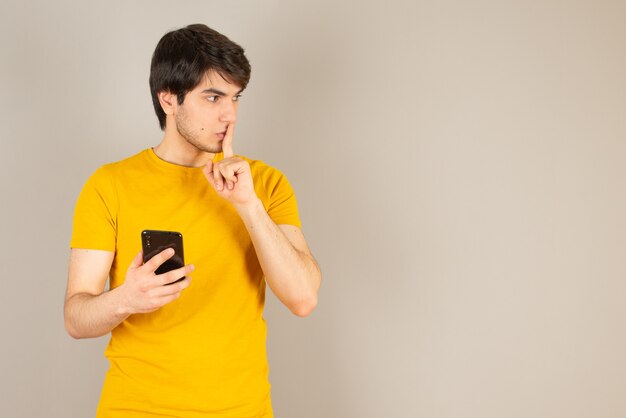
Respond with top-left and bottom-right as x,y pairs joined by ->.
71,148 -> 300,418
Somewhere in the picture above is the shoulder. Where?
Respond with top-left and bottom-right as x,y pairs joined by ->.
239,155 -> 289,184
86,149 -> 150,181
238,155 -> 301,225
103,149 -> 150,173
237,155 -> 297,199
78,149 -> 151,202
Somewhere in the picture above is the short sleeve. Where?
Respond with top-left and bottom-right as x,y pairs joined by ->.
255,162 -> 301,228
70,165 -> 118,251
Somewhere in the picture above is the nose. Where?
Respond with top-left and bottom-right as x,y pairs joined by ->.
219,99 -> 237,123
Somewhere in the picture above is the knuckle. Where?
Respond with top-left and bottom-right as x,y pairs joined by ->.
147,258 -> 160,270
164,270 -> 181,284
159,273 -> 172,285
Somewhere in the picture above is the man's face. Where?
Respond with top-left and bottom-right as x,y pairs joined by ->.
172,71 -> 243,154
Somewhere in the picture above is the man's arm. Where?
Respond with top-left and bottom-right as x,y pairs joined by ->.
236,201 -> 321,317
203,122 -> 321,317
64,248 -> 194,339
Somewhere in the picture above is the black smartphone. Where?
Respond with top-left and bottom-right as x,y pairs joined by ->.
141,230 -> 185,284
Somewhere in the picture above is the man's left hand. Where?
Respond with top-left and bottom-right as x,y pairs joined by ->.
203,122 -> 257,207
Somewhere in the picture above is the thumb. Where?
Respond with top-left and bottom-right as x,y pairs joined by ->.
203,160 -> 216,188
203,159 -> 214,177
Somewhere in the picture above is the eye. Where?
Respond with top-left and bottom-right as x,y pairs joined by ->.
233,94 -> 242,102
207,96 -> 219,103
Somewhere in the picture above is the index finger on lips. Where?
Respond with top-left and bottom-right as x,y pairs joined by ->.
222,122 -> 235,159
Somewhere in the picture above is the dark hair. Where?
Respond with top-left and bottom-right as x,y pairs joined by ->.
149,24 -> 251,130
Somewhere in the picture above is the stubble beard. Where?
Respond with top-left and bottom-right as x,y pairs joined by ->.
175,111 -> 222,154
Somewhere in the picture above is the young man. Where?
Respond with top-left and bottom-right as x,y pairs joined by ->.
64,24 -> 321,417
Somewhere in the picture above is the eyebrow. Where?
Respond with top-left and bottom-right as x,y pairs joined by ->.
200,88 -> 243,96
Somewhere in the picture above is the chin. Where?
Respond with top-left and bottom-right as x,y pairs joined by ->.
205,145 -> 223,154
188,140 -> 222,154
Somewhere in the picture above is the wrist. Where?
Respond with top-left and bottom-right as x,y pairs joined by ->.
234,196 -> 264,219
110,284 -> 133,319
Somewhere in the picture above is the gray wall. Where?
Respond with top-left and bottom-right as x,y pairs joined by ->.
2,0 -> 626,417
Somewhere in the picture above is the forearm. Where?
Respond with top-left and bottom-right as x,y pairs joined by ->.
236,198 -> 321,316
64,288 -> 130,339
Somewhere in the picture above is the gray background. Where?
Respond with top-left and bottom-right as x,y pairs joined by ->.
1,0 -> 626,417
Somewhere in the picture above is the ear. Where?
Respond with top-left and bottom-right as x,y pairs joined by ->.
158,91 -> 177,115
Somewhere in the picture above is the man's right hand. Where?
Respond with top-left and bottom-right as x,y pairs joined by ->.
118,248 -> 194,314
64,247 -> 194,339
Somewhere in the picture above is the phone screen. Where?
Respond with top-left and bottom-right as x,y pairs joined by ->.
141,230 -> 185,281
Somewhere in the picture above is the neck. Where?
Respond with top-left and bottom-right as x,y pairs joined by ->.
153,131 -> 215,168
